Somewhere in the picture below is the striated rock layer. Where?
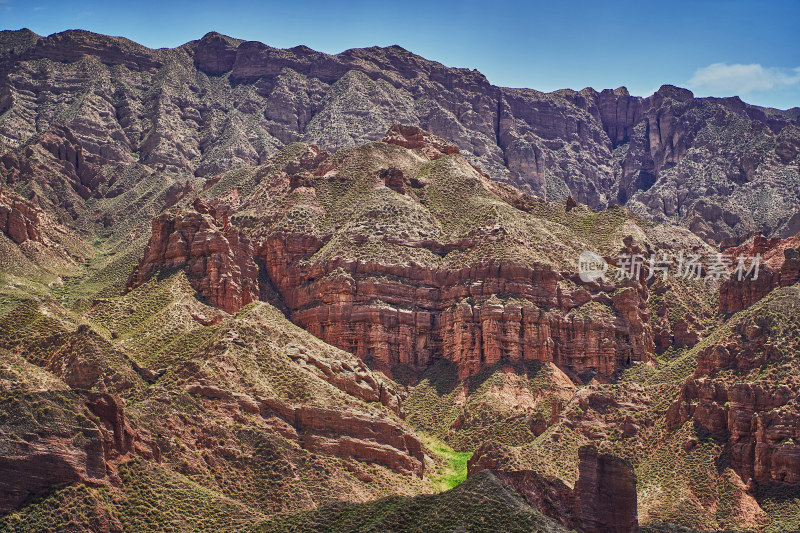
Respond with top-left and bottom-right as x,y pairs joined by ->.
127,198 -> 259,313
0,189 -> 43,244
266,251 -> 653,379
668,285 -> 800,488
130,129 -> 658,380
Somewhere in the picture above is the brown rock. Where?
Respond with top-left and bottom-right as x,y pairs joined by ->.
0,390 -> 155,513
719,233 -> 800,313
0,189 -> 44,244
573,445 -> 639,533
469,444 -> 639,533
382,124 -> 460,160
127,199 -> 259,313
667,310 -> 800,487
264,251 -> 654,379
381,167 -> 406,194
257,398 -> 424,476
164,180 -> 195,208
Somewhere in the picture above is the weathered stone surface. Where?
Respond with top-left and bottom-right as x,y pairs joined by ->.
0,390 -> 156,513
256,397 -> 424,476
127,198 -> 259,313
469,444 -> 639,533
573,445 -> 639,533
668,292 -> 800,487
0,189 -> 43,244
383,124 -> 460,160
668,378 -> 800,486
131,131 -> 655,380
719,233 -> 800,313
262,251 -> 653,379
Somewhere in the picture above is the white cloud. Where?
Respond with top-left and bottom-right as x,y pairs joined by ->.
688,63 -> 800,95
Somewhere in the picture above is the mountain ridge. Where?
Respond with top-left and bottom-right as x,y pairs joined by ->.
2,28 -> 799,244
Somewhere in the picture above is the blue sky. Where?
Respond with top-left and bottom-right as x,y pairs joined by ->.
2,0 -> 798,109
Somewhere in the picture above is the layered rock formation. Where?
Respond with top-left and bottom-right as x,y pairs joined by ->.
277,257 -> 652,379
719,233 -> 800,313
0,275 -> 432,523
668,286 -> 800,488
2,26 -> 799,531
186,385 -> 423,476
129,129 -> 660,380
127,198 -> 259,313
0,189 -> 42,244
0,387 -> 156,513
668,377 -> 800,486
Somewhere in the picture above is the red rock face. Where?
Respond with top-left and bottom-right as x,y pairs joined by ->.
37,125 -> 108,199
573,446 -> 639,533
383,124 -> 460,160
284,343 -> 404,417
83,390 -> 159,468
668,378 -> 800,486
0,189 -> 44,244
258,237 -> 653,379
187,389 -> 425,476
468,444 -> 639,533
0,390 -> 156,513
127,198 -> 259,314
719,233 -> 800,314
294,406 -> 425,476
667,316 -> 800,487
130,133 -> 654,381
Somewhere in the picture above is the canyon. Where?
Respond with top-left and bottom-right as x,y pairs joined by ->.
0,28 -> 798,533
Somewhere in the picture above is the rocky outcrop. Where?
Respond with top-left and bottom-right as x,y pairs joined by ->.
383,124 -> 460,160
0,419 -> 108,513
667,378 -> 800,486
254,396 -> 424,476
164,180 -> 195,209
82,391 -> 159,468
468,444 -> 639,533
36,125 -> 107,199
295,406 -> 425,476
130,132 -> 655,380
284,342 -> 403,416
719,233 -> 800,313
261,248 -> 653,379
127,198 -> 259,313
0,189 -> 43,244
573,446 -> 639,533
0,390 -> 156,513
667,291 -> 800,487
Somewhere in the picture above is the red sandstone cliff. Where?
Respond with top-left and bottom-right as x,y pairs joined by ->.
127,198 -> 259,314
0,189 -> 43,244
0,390 -> 157,513
668,288 -> 800,487
129,129 -> 656,381
719,233 -> 800,314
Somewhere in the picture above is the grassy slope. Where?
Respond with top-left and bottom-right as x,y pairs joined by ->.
260,471 -> 566,533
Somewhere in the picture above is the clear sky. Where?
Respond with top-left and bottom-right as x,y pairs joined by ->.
2,0 -> 798,109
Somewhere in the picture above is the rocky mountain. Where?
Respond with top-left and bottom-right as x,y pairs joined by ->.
1,29 -> 799,247
0,27 -> 799,533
